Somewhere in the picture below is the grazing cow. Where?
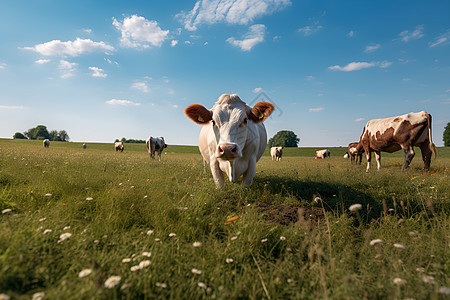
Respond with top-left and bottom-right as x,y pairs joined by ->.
146,137 -> 167,161
184,94 -> 274,188
356,111 -> 436,172
271,146 -> 284,161
315,149 -> 330,159
43,139 -> 50,148
115,141 -> 124,152
346,142 -> 363,164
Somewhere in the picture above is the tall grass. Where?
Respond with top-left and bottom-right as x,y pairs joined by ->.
0,139 -> 448,299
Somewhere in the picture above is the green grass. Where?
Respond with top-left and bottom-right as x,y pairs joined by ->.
0,139 -> 448,299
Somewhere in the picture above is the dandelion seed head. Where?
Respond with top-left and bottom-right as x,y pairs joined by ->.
193,242 -> 202,247
370,239 -> 383,246
104,276 -> 121,288
78,269 -> 92,278
349,204 -> 362,212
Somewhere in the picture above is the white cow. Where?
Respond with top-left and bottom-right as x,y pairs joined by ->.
115,142 -> 124,152
146,137 -> 167,161
184,94 -> 274,188
43,139 -> 50,148
271,146 -> 284,161
315,149 -> 330,159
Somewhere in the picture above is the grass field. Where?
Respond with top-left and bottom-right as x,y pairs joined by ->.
0,139 -> 448,299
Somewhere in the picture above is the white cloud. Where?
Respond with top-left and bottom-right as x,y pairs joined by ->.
104,58 -> 119,66
113,15 -> 169,48
83,28 -> 93,34
0,105 -> 25,109
178,0 -> 291,31
35,59 -> 50,64
204,42 -> 209,46
89,66 -> 107,78
354,118 -> 365,122
168,89 -> 175,95
227,24 -> 265,51
106,99 -> 141,106
347,30 -> 354,37
184,40 -> 192,45
429,30 -> 450,47
309,107 -> 324,112
131,82 -> 150,93
0,63 -> 7,69
402,78 -> 411,82
23,38 -> 114,57
172,104 -> 179,108
399,25 -> 424,42
253,87 -> 262,93
328,61 -> 392,72
297,21 -> 322,36
364,44 -> 380,52
171,40 -> 179,47
58,60 -> 77,78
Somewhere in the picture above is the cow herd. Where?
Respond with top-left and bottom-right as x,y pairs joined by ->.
41,94 -> 437,188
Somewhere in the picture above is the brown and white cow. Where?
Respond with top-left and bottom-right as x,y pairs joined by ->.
271,146 -> 284,161
184,94 -> 274,188
315,149 -> 330,159
115,141 -> 124,152
43,139 -> 50,148
356,111 -> 436,172
146,137 -> 167,161
346,142 -> 363,164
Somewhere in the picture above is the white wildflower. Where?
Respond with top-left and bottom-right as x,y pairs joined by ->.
45,193 -> 52,197
393,278 -> 406,285
155,238 -> 161,242
78,269 -> 92,278
231,236 -> 238,241
58,232 -> 72,243
39,218 -> 46,222
191,268 -> 202,275
287,279 -> 294,284
369,239 -> 383,246
393,243 -> 405,250
32,292 -> 45,300
422,275 -> 436,285
94,240 -> 99,244
261,238 -> 268,243
416,267 -> 425,272
349,204 -> 362,212
0,293 -> 10,300
226,258 -> 234,264
2,209 -> 12,214
36,226 -> 43,231
193,242 -> 202,247
139,260 -> 151,268
104,276 -> 121,288
122,258 -> 131,263
63,226 -> 70,231
43,229 -> 52,234
314,197 -> 321,203
143,195 -> 148,198
86,197 -> 93,201
142,252 -> 152,257
169,233 -> 176,237
280,236 -> 286,241
408,231 -> 419,236
147,230 -> 154,235
156,282 -> 167,288
198,282 -> 207,289
130,265 -> 141,272
439,287 -> 450,295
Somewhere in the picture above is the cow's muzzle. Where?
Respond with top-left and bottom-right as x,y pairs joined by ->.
216,143 -> 241,160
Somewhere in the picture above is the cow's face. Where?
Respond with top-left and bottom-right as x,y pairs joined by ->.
185,96 -> 274,161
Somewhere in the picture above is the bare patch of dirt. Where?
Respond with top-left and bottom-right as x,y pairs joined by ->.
257,202 -> 325,227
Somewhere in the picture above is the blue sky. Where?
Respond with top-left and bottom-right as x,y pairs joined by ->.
0,0 -> 449,146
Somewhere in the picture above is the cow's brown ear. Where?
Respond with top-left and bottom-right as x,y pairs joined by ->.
184,104 -> 213,124
248,101 -> 274,123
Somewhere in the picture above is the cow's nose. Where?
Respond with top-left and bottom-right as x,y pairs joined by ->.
217,143 -> 240,160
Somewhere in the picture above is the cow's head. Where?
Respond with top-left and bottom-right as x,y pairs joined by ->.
184,94 -> 274,161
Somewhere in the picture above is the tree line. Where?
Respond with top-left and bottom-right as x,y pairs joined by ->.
115,138 -> 146,144
13,125 -> 69,142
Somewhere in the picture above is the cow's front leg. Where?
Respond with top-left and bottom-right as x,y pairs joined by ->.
374,151 -> 381,170
402,146 -> 415,170
210,159 -> 225,188
365,150 -> 372,173
242,159 -> 256,186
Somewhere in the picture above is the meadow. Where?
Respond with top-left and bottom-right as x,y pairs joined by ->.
0,139 -> 448,299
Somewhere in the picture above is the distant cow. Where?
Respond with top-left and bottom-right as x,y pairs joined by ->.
43,139 -> 50,148
184,94 -> 274,188
115,142 -> 124,152
83,143 -> 86,149
146,137 -> 167,161
271,146 -> 284,161
346,142 -> 363,164
357,111 -> 436,172
315,149 -> 330,159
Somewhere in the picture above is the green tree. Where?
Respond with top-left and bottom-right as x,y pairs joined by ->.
49,130 -> 60,141
268,130 -> 300,147
13,132 -> 27,139
58,130 -> 69,142
24,125 -> 50,140
444,122 -> 450,147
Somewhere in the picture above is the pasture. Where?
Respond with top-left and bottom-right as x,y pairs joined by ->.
0,139 -> 448,299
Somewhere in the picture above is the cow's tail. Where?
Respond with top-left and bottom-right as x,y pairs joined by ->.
426,113 -> 437,159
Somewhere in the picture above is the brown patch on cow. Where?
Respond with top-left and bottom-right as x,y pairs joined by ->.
249,101 -> 275,123
184,104 -> 213,124
393,117 -> 401,122
257,202 -> 324,227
